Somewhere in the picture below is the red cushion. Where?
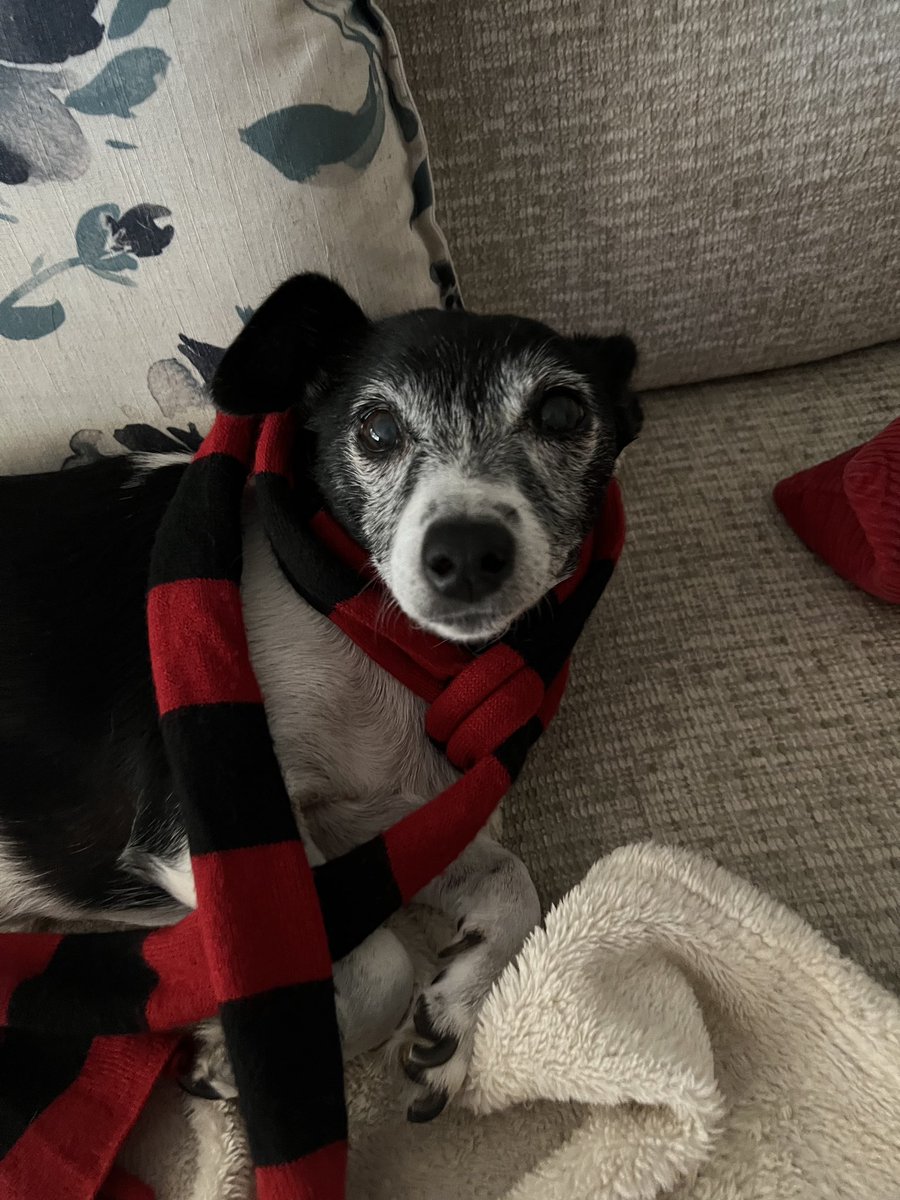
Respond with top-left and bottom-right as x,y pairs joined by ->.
773,416 -> 900,604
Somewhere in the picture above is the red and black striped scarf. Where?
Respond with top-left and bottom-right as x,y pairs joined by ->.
0,410 -> 625,1200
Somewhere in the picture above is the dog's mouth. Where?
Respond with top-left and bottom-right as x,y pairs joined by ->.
400,590 -> 547,644
415,606 -> 512,645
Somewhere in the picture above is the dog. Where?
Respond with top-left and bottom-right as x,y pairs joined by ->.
0,274 -> 640,1121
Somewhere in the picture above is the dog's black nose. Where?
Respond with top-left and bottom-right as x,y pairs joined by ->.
422,519 -> 515,602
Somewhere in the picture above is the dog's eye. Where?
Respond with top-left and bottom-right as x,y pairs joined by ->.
535,390 -> 587,435
359,407 -> 402,453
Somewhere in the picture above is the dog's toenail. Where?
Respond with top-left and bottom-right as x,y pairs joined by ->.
413,995 -> 441,1041
403,1056 -> 428,1084
410,1034 -> 458,1067
407,1089 -> 449,1123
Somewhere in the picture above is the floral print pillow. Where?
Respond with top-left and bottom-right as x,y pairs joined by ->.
0,0 -> 458,472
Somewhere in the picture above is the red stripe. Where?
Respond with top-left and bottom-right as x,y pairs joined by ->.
445,666 -> 544,770
191,843 -> 332,1002
337,589 -> 471,678
0,1034 -> 176,1200
331,611 -> 444,702
384,756 -> 510,902
148,579 -> 263,715
193,413 -> 258,466
426,644 -> 523,745
255,1141 -> 347,1200
255,410 -> 297,481
0,933 -> 62,1024
332,593 -> 469,702
143,912 -> 216,1030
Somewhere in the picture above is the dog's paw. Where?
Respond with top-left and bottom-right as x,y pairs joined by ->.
401,930 -> 490,1122
179,1018 -> 238,1101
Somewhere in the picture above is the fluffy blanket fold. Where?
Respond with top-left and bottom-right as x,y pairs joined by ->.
126,844 -> 900,1200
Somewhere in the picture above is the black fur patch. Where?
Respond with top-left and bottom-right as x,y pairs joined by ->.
0,456 -> 186,910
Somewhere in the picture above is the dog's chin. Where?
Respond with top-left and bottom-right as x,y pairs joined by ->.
382,567 -> 552,646
414,610 -> 514,646
399,593 -> 547,645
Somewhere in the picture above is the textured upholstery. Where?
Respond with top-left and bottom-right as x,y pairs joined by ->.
512,341 -> 900,990
385,0 -> 900,387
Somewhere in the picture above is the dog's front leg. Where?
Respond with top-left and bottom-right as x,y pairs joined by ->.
401,833 -> 541,1122
184,925 -> 415,1100
181,826 -> 414,1100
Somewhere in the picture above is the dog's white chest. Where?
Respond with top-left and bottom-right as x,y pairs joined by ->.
240,512 -> 457,853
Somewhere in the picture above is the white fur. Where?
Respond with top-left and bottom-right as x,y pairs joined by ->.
127,450 -> 195,477
0,840 -> 185,928
148,851 -> 197,910
0,843 -> 87,924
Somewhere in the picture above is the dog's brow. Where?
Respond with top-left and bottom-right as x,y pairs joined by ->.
496,352 -> 592,415
349,375 -> 414,410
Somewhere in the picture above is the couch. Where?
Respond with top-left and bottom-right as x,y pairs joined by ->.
383,0 -> 900,991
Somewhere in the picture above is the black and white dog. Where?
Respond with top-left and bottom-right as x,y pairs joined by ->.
0,275 -> 640,1120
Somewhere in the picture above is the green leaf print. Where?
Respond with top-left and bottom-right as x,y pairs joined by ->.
240,62 -> 384,182
108,0 -> 171,40
75,204 -> 122,263
0,293 -> 67,341
0,202 -> 172,341
66,48 -> 170,118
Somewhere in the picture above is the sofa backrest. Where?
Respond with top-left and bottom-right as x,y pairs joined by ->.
385,0 -> 900,388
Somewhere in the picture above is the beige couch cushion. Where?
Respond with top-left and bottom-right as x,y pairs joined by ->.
384,0 -> 900,389
511,340 -> 900,990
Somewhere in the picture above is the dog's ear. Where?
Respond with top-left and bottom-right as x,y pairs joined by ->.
571,334 -> 642,454
211,274 -> 370,416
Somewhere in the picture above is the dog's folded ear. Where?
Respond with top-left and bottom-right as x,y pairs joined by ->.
571,334 -> 642,455
211,273 -> 370,416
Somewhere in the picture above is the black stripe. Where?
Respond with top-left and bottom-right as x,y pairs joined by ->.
493,716 -> 543,781
256,473 -> 361,614
502,560 -> 614,684
0,1030 -> 94,1156
166,707 -> 407,957
149,454 -> 247,587
7,930 -> 155,1036
162,705 -> 299,854
314,839 -> 403,962
221,981 -> 346,1166
497,596 -> 563,685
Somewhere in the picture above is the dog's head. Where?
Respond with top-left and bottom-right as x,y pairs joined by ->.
212,274 -> 641,643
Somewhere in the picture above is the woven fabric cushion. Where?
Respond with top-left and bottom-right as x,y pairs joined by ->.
384,0 -> 900,388
0,0 -> 454,473
774,416 -> 900,604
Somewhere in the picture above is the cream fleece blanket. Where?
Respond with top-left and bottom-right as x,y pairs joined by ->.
121,844 -> 900,1199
